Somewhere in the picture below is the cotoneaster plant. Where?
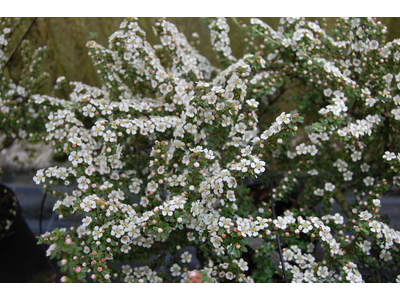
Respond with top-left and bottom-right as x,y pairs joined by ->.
5,17 -> 399,283
0,17 -> 50,168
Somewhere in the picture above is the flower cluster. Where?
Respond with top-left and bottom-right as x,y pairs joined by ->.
0,17 -> 50,159
1,17 -> 400,283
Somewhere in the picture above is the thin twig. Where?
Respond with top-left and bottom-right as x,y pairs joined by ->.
270,181 -> 289,283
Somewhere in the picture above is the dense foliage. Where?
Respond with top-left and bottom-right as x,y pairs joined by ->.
1,17 -> 400,283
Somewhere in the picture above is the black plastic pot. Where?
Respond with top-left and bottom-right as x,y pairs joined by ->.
0,183 -> 58,282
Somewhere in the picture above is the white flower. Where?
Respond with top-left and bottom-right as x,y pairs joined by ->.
363,176 -> 375,186
181,251 -> 192,263
236,258 -> 249,271
241,145 -> 253,156
147,181 -> 158,193
111,225 -> 124,238
301,221 -> 313,233
276,112 -> 291,125
295,143 -> 308,156
273,216 -> 287,229
360,163 -> 370,173
170,264 -> 181,276
161,205 -> 174,217
92,226 -> 103,240
351,151 -> 362,162
283,249 -> 294,261
314,188 -> 324,196
46,244 -> 57,257
80,196 -> 96,212
324,88 -> 332,97
343,170 -> 353,181
380,249 -> 392,262
333,213 -> 344,224
121,236 -> 131,244
373,199 -> 381,206
361,87 -> 371,95
365,97 -> 377,107
250,157 -> 266,174
317,266 -> 329,279
381,47 -> 391,58
82,216 -> 92,226
307,145 -> 318,156
359,210 -> 372,221
383,151 -> 396,161
324,182 -> 335,192
357,240 -> 372,254
76,225 -> 87,236
226,271 -> 234,280
369,220 -> 382,233
77,176 -> 90,190
157,166 -> 165,174
121,244 -> 131,254
369,40 -> 379,50
246,99 -> 259,108
282,38 -> 291,47
307,169 -> 318,176
33,169 -> 46,184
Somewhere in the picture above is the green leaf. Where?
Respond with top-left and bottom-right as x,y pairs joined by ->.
74,247 -> 82,256
233,247 -> 242,258
227,245 -> 234,255
77,273 -> 85,281
50,251 -> 57,260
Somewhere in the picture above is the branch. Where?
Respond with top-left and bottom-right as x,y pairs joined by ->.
2,17 -> 37,72
333,188 -> 352,218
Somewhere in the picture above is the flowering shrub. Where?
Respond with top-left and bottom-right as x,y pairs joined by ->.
0,17 -> 50,235
0,17 -> 50,153
2,17 -> 400,283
